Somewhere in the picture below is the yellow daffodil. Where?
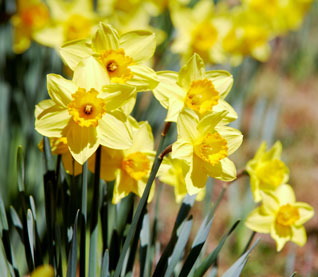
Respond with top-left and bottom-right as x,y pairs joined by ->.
171,108 -> 243,195
222,7 -> 272,65
11,0 -> 50,53
88,119 -> 155,204
170,0 -> 228,64
153,53 -> 236,123
38,137 -> 82,175
159,154 -> 205,203
59,23 -> 158,93
30,265 -> 54,277
245,184 -> 314,251
243,0 -> 314,35
35,57 -> 136,164
33,0 -> 100,48
246,141 -> 289,203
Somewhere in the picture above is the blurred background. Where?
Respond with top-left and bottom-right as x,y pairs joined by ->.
0,0 -> 318,276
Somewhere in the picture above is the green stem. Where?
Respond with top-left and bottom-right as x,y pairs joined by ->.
80,162 -> 88,277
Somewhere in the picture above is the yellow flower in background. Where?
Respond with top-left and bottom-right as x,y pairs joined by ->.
246,141 -> 289,203
38,137 -> 82,175
245,184 -> 314,251
153,53 -> 236,123
170,0 -> 228,64
159,154 -> 205,203
171,108 -> 243,195
243,0 -> 314,35
59,23 -> 158,94
222,7 -> 272,65
11,0 -> 50,53
33,0 -> 100,48
30,265 -> 54,277
88,119 -> 155,204
35,57 -> 136,164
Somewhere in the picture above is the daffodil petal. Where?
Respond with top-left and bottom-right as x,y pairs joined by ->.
128,121 -> 154,153
197,110 -> 228,135
30,265 -> 54,277
112,171 -> 136,204
72,56 -> 109,90
260,191 -> 280,214
171,139 -> 194,163
213,100 -> 238,124
216,126 -> 243,155
34,99 -> 56,117
33,25 -> 64,48
250,174 -> 262,202
62,152 -> 82,176
67,121 -> 99,165
98,112 -> 133,150
190,155 -> 208,189
35,104 -> 70,137
291,225 -> 307,246
177,108 -> 199,141
205,70 -> 233,99
102,84 -> 136,111
128,64 -> 159,91
263,141 -> 282,161
204,157 -> 236,181
274,184 -> 296,205
120,30 -> 156,63
178,53 -> 205,90
166,98 -> 184,122
47,74 -> 77,107
294,202 -> 314,225
92,23 -> 119,53
245,207 -> 273,233
271,223 -> 291,252
59,39 -> 92,70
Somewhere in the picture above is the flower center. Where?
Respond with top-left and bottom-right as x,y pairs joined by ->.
67,88 -> 106,127
20,3 -> 50,29
185,79 -> 220,114
194,132 -> 228,166
99,48 -> 134,84
276,204 -> 300,226
63,14 -> 93,42
256,159 -> 287,190
121,152 -> 151,181
192,22 -> 218,54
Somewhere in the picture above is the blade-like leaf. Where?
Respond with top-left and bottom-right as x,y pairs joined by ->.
101,250 -> 110,277
27,209 -> 35,265
17,146 -> 25,192
139,214 -> 150,277
67,210 -> 79,277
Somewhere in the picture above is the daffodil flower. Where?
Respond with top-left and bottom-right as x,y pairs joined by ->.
35,57 -> 136,164
171,108 -> 243,195
245,184 -> 314,251
88,119 -> 155,204
33,0 -> 100,48
153,53 -> 236,123
159,154 -> 205,203
246,141 -> 289,202
11,0 -> 50,53
30,265 -> 54,277
59,23 -> 158,93
38,137 -> 82,175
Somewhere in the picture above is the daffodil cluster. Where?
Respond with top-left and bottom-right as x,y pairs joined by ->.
245,141 -> 314,251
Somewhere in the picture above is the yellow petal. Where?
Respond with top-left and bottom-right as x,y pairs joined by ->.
204,157 -> 236,181
205,70 -> 233,99
190,155 -> 208,189
178,53 -> 205,90
92,23 -> 119,53
216,126 -> 243,155
177,108 -> 199,141
166,98 -> 184,122
260,191 -> 280,214
88,147 -> 123,181
294,202 -> 314,225
59,39 -> 92,71
33,25 -> 64,48
112,171 -> 136,204
31,265 -> 54,277
102,84 -> 136,111
119,97 -> 136,116
62,152 -> 82,176
47,74 -> 77,107
127,121 -> 154,153
270,223 -> 291,252
263,141 -> 282,161
274,184 -> 296,205
197,110 -> 229,135
119,30 -> 156,63
253,141 -> 267,161
291,225 -> 307,247
128,64 -> 159,91
245,207 -> 273,233
34,99 -> 56,117
249,174 -> 262,202
67,121 -> 99,165
213,100 -> 238,124
35,104 -> 70,137
72,56 -> 109,90
97,112 -> 133,150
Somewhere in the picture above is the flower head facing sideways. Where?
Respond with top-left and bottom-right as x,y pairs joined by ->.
245,184 -> 314,251
35,57 -> 136,164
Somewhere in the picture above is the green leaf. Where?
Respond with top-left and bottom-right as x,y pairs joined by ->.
101,250 -> 110,277
0,239 -> 10,277
164,216 -> 193,277
26,209 -> 35,265
193,220 -> 240,277
80,162 -> 88,277
139,214 -> 150,277
67,210 -> 79,277
9,206 -> 23,234
16,146 -> 25,192
0,194 -> 8,235
289,273 -> 296,277
178,215 -> 214,277
220,239 -> 259,277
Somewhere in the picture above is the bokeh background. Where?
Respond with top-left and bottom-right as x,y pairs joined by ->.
0,0 -> 318,276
